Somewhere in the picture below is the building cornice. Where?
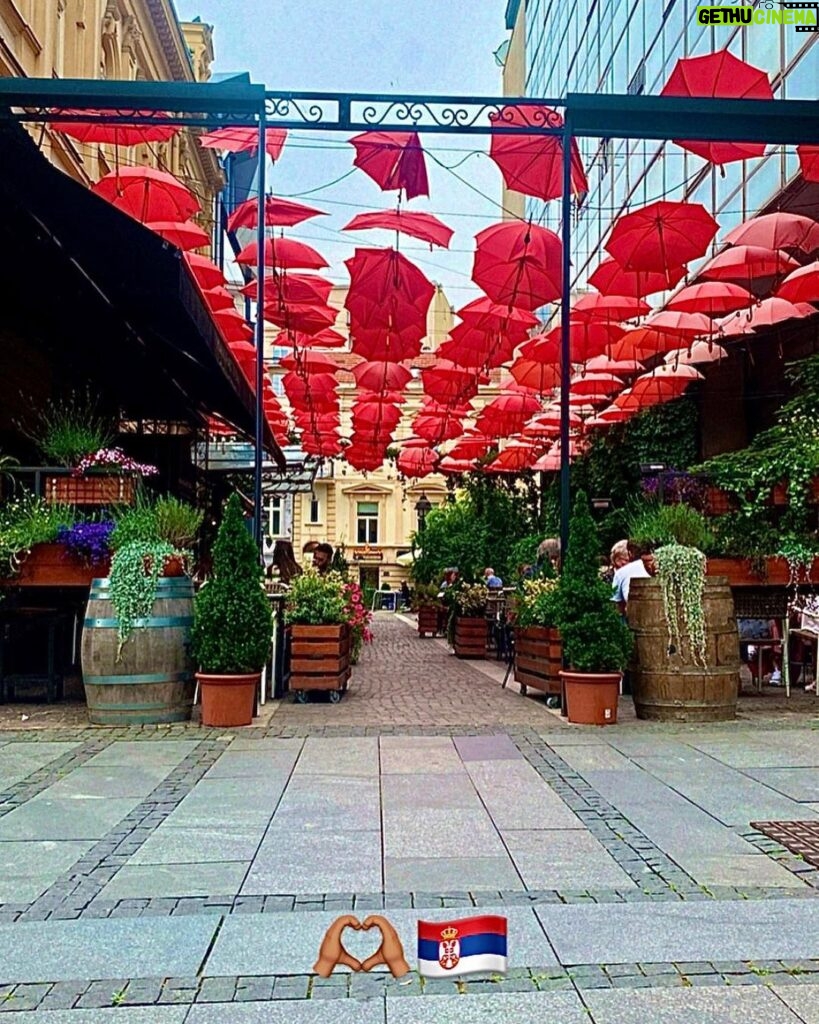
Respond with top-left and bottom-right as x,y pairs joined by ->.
143,0 -> 194,81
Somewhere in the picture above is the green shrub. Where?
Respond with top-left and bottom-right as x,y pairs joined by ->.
109,496 -> 159,551
20,389 -> 115,466
153,495 -> 203,549
514,577 -> 559,629
627,501 -> 714,551
284,569 -> 347,626
190,494 -> 272,674
553,490 -> 633,673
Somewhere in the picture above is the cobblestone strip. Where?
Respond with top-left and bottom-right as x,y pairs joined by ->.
9,739 -> 229,923
738,826 -> 819,889
0,736 -> 116,817
4,961 -> 819,1010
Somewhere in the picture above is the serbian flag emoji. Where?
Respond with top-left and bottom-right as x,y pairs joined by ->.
417,915 -> 508,977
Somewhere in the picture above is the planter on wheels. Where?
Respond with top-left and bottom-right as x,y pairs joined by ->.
290,623 -> 351,703
514,626 -> 562,697
197,672 -> 259,727
453,616 -> 486,659
417,604 -> 442,637
560,670 -> 621,725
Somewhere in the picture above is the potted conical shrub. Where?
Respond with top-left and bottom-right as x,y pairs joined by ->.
554,491 -> 633,725
190,494 -> 272,727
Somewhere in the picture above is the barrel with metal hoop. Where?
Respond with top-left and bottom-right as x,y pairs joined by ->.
81,576 -> 195,725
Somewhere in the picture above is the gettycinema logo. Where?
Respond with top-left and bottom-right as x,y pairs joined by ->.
695,2 -> 818,31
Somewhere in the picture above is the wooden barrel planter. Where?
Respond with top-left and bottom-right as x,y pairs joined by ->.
628,576 -> 740,723
80,576 -> 195,725
417,604 -> 442,637
290,623 -> 351,703
453,616 -> 486,659
514,626 -> 562,696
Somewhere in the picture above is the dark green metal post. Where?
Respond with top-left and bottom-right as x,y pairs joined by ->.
253,108 -> 267,548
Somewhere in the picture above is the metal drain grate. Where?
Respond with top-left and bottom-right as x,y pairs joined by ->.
751,820 -> 819,866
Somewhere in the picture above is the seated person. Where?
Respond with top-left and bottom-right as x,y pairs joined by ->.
611,541 -> 656,617
484,567 -> 504,589
739,618 -> 782,685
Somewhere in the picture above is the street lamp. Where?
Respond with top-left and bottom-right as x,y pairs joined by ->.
414,492 -> 432,531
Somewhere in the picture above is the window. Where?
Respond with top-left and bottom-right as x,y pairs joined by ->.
267,497 -> 283,537
356,501 -> 379,545
308,494 -> 320,524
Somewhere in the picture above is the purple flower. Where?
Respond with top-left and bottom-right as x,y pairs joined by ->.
57,521 -> 114,564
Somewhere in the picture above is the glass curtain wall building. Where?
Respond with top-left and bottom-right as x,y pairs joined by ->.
505,0 -> 818,289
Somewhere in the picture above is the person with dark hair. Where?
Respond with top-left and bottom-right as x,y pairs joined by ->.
302,540 -> 318,557
273,540 -> 302,585
612,540 -> 656,617
313,542 -> 334,574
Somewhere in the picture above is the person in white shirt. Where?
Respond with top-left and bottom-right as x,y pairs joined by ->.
611,542 -> 656,617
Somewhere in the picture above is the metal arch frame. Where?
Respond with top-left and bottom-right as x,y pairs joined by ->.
0,78 -> 817,553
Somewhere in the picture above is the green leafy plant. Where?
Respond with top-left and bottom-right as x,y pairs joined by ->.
410,582 -> 442,610
153,495 -> 203,549
514,577 -> 559,629
190,494 -> 272,674
19,389 -> 115,467
627,501 -> 714,551
552,490 -> 633,674
109,495 -> 160,551
654,543 -> 707,668
284,569 -> 347,625
0,490 -> 76,575
109,540 -> 175,654
449,581 -> 489,616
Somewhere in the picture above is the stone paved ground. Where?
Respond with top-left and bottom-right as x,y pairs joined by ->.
1,614 -> 819,1021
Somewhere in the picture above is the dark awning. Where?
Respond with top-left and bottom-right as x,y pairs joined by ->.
0,118 -> 283,467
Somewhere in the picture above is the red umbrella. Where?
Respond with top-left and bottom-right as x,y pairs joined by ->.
352,361 -> 413,392
213,309 -> 252,342
282,372 -> 338,411
227,195 -> 326,232
589,259 -> 686,297
664,341 -> 728,366
543,321 -> 625,363
472,222 -> 562,310
585,354 -> 644,375
488,103 -> 588,202
439,455 -> 478,474
92,167 -> 200,223
345,248 -> 435,334
243,272 -> 335,306
183,253 -> 225,289
438,326 -> 516,369
611,327 -> 694,360
413,414 -> 464,444
352,402 -> 402,429
666,282 -> 754,317
605,201 -> 719,272
586,406 -> 634,427
147,220 -> 210,251
716,297 -> 814,336
264,304 -> 339,336
346,443 -> 389,471
422,361 -> 484,403
660,49 -> 773,165
777,261 -> 819,305
50,109 -> 179,145
448,431 -> 491,458
570,372 -> 622,396
204,286 -> 236,311
509,358 -> 560,392
572,293 -> 650,322
797,146 -> 819,183
724,213 -> 819,255
397,444 -> 439,478
519,332 -> 560,364
486,441 -> 540,473
527,405 -> 582,430
279,351 -> 340,373
289,327 -> 346,348
477,392 -> 542,435
699,246 -> 800,282
352,324 -> 425,362
457,297 -> 539,333
198,126 -> 287,161
349,131 -> 429,199
342,210 -> 453,248
235,237 -> 328,270
643,311 -> 714,338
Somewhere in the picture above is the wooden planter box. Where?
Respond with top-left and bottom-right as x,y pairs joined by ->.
514,626 -> 562,696
289,623 -> 351,692
416,603 -> 443,637
453,616 -> 486,659
704,485 -> 735,516
44,473 -> 137,506
707,556 -> 819,587
0,542 -> 110,588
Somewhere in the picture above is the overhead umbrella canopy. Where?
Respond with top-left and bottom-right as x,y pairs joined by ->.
699,245 -> 800,282
572,292 -> 650,322
666,281 -> 754,317
589,259 -> 686,297
342,210 -> 453,248
797,146 -> 819,183
723,213 -> 819,254
147,220 -> 210,251
349,131 -> 429,199
664,340 -> 728,366
777,261 -> 819,305
199,126 -> 287,160
604,201 -> 719,273
50,109 -> 180,146
227,195 -> 327,232
92,167 -> 200,223
235,237 -> 328,270
472,221 -> 562,310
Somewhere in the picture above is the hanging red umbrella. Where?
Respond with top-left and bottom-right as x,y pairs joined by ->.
183,253 -> 225,290
477,392 -> 542,436
289,327 -> 347,349
342,210 -> 453,248
213,309 -> 252,342
570,372 -> 622,396
643,311 -> 714,337
422,361 -> 484,403
472,222 -> 562,310
724,213 -> 819,255
397,444 -> 439,478
486,441 -> 541,474
611,326 -> 694,360
352,324 -> 425,362
227,195 -> 326,232
346,247 -> 435,338
585,406 -> 634,427
660,49 -> 773,165
572,293 -> 650,322
439,455 -> 478,474
457,297 -> 540,333
147,220 -> 210,251
50,109 -> 179,145
797,146 -> 819,183
666,281 -> 754,317
777,261 -> 819,305
589,259 -> 686,298
716,296 -> 814,336
203,286 -> 236,311
605,201 -> 719,272
585,354 -> 645,375
264,304 -> 339,336
448,431 -> 491,457
413,414 -> 464,444
521,415 -> 559,439
346,443 -> 389,472
508,358 -> 560,392
235,237 -> 328,270
279,351 -> 340,373
488,103 -> 588,201
438,325 -> 516,369
527,405 -> 582,430
92,167 -> 200,223
699,246 -> 800,281
532,442 -> 583,472
542,321 -> 626,363
199,126 -> 287,161
352,361 -> 413,392
349,131 -> 429,199
352,403 -> 402,430
241,272 -> 335,306
664,341 -> 728,366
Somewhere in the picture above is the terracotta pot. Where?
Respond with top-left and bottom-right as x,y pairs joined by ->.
560,670 -> 621,726
142,554 -> 187,578
197,672 -> 259,727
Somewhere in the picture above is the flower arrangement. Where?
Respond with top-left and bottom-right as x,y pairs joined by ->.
73,448 -> 158,477
284,569 -> 348,626
343,580 -> 373,663
514,577 -> 559,629
654,543 -> 707,668
449,582 -> 489,616
56,520 -> 114,565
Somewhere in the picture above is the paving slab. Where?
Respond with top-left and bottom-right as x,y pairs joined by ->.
294,738 -> 380,777
0,839 -> 95,902
272,776 -> 381,831
382,773 -> 485,811
0,743 -> 80,789
386,991 -> 588,1023
688,736 -> 819,769
464,763 -> 583,830
165,778 -> 288,826
745,767 -> 819,802
382,808 -> 506,858
385,854 -> 523,891
130,823 -> 264,864
770,985 -> 819,1023
536,897 -> 819,964
380,740 -> 462,775
204,748 -> 301,779
0,1012 -> 188,1024
583,985 -> 802,1023
224,737 -> 305,753
83,741 -> 200,767
502,829 -> 637,890
552,744 -> 637,773
43,765 -> 174,799
0,795 -> 139,841
187,1003 -> 385,1024
95,861 -> 249,899
205,905 -> 557,976
0,916 -> 219,984
241,828 -> 382,893
681,854 -> 807,888
452,734 -> 522,761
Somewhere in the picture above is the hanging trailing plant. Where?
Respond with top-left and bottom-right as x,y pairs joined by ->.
109,540 -> 175,656
654,543 -> 707,669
